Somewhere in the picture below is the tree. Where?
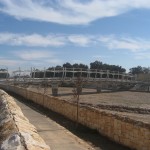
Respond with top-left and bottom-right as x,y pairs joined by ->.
90,60 -> 126,73
129,66 -> 143,75
143,67 -> 150,74
78,63 -> 88,69
63,62 -> 72,68
72,63 -> 88,69
90,60 -> 103,69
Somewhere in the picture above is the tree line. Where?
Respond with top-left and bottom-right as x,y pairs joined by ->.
30,61 -> 150,78
46,61 -> 126,72
31,61 -> 141,78
129,66 -> 150,75
1,61 -> 149,78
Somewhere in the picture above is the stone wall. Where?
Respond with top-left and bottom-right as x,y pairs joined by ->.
0,89 -> 50,150
0,84 -> 150,150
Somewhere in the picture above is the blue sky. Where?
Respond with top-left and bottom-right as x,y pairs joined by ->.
0,0 -> 150,72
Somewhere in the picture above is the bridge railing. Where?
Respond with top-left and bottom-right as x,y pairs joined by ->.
9,67 -> 137,85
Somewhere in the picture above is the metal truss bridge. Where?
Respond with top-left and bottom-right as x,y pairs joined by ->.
12,68 -> 138,90
0,67 -> 142,95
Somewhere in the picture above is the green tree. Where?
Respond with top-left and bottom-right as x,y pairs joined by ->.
90,60 -> 103,69
129,66 -> 143,75
63,62 -> 72,68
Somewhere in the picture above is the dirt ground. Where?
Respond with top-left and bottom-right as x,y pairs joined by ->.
26,86 -> 150,124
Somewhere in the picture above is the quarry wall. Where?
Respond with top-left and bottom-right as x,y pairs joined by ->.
0,84 -> 150,150
0,89 -> 50,150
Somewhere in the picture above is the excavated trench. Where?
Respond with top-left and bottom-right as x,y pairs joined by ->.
8,91 -> 131,150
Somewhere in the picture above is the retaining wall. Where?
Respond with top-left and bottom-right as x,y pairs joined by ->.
0,89 -> 50,150
0,84 -> 150,150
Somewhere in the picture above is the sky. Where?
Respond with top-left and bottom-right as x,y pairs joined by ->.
0,0 -> 150,73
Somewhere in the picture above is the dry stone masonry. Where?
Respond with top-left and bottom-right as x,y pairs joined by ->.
0,89 -> 50,150
0,84 -> 150,150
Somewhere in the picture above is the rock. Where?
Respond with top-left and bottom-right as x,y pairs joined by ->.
0,90 -> 50,150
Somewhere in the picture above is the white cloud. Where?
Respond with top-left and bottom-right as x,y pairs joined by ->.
1,32 -> 150,55
99,35 -> 150,52
0,0 -> 150,25
3,49 -> 63,70
0,33 -> 65,47
0,32 -> 95,47
135,52 -> 150,59
0,58 -> 24,66
99,35 -> 150,59
68,35 -> 93,47
45,59 -> 63,66
12,49 -> 63,67
12,50 -> 55,60
92,55 -> 111,59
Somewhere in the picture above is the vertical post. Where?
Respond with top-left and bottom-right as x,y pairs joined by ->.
76,94 -> 79,128
97,82 -> 102,93
112,71 -> 115,80
6,67 -> 9,91
33,67 -> 35,79
43,67 -> 46,79
6,67 -> 8,79
122,73 -> 124,81
87,69 -> 89,78
31,67 -> 32,78
19,67 -> 21,81
148,86 -> 150,92
62,67 -> 64,78
73,68 -> 74,78
100,70 -> 103,78
30,67 -> 32,84
107,70 -> 109,78
95,69 -> 97,78
51,82 -> 58,96
88,69 -> 90,78
53,67 -> 55,78
118,71 -> 120,79
64,67 -> 66,78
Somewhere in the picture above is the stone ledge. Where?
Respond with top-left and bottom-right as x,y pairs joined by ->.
0,90 -> 50,150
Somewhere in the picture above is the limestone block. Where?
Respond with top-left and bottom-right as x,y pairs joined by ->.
0,90 -> 50,150
21,132 -> 50,150
0,133 -> 25,150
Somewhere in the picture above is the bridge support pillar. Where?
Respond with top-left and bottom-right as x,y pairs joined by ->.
112,82 -> 118,91
51,82 -> 59,96
76,86 -> 82,95
97,83 -> 102,93
148,86 -> 150,92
